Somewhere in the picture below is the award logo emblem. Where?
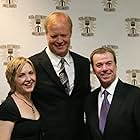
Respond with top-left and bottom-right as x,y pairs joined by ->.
0,44 -> 20,65
126,69 -> 140,87
79,16 -> 96,37
29,15 -> 46,36
125,18 -> 140,37
2,0 -> 17,8
102,0 -> 117,12
54,0 -> 71,10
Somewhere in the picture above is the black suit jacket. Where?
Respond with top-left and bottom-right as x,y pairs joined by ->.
29,49 -> 90,140
85,79 -> 140,140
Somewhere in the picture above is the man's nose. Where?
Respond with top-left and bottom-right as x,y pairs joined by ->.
56,36 -> 63,43
102,64 -> 108,70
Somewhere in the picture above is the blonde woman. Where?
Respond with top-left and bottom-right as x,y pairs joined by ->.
0,57 -> 43,140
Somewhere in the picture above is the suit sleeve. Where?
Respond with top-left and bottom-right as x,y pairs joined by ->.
133,91 -> 140,138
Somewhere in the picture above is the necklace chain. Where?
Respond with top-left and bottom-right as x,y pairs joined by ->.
14,93 -> 35,114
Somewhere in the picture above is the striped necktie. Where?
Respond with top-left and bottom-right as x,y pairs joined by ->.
59,58 -> 70,94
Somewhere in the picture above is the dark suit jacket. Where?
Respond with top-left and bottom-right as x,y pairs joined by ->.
85,79 -> 140,140
29,49 -> 90,140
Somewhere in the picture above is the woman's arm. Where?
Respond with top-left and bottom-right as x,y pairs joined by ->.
0,120 -> 15,140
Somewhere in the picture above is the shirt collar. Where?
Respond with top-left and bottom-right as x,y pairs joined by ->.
100,77 -> 119,96
46,47 -> 72,66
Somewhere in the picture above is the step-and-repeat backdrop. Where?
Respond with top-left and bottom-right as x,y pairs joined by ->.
0,0 -> 140,102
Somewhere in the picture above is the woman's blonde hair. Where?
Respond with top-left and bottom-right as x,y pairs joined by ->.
5,57 -> 35,93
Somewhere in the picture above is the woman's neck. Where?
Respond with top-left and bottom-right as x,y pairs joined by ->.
14,91 -> 32,102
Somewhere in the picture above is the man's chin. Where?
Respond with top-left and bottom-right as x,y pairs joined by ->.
101,77 -> 110,81
101,78 -> 111,84
57,50 -> 68,56
101,81 -> 112,88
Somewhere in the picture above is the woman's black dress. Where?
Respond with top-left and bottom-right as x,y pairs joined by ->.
0,96 -> 44,140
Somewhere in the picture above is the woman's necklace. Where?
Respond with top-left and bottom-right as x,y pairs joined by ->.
14,93 -> 35,114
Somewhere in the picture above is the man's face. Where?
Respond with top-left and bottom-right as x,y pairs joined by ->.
92,52 -> 117,88
46,19 -> 71,57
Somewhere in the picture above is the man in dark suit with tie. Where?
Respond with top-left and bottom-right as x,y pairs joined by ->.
29,11 -> 91,140
85,47 -> 140,140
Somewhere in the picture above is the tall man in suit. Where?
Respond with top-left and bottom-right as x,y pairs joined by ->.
29,11 -> 91,140
85,47 -> 140,140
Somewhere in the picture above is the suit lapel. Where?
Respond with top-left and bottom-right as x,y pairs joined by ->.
69,52 -> 82,96
38,50 -> 64,89
93,89 -> 100,128
105,79 -> 127,132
